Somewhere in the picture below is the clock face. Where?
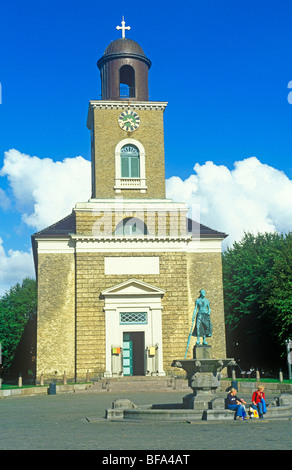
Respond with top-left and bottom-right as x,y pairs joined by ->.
118,110 -> 140,132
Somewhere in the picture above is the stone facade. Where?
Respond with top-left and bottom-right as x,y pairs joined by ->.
36,253 -> 76,381
88,103 -> 166,199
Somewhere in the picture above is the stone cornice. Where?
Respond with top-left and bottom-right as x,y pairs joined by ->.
88,100 -> 168,110
87,100 -> 168,129
34,234 -> 224,253
74,198 -> 187,213
71,234 -> 192,242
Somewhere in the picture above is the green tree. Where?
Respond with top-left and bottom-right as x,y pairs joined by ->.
222,232 -> 291,372
263,233 -> 292,344
0,278 -> 37,375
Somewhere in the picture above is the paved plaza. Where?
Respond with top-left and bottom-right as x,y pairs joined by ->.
0,390 -> 291,451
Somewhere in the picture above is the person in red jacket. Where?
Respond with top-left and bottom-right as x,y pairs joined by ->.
252,386 -> 266,418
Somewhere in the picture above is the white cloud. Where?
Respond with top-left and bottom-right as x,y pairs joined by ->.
166,157 -> 292,247
0,188 -> 10,210
1,149 -> 91,231
0,237 -> 35,297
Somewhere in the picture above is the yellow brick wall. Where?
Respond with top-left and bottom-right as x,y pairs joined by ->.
36,253 -> 76,382
186,252 -> 227,359
92,106 -> 166,199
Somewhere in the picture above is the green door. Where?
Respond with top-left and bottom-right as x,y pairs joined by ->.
123,333 -> 133,376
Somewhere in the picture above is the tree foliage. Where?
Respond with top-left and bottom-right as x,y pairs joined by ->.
222,232 -> 292,372
0,277 -> 37,375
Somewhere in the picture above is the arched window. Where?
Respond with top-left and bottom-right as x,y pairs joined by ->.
114,138 -> 147,193
115,217 -> 148,236
119,65 -> 135,98
121,145 -> 140,178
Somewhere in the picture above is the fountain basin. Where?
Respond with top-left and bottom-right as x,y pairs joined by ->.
170,348 -> 236,410
172,358 -> 235,379
172,358 -> 235,404
103,396 -> 292,422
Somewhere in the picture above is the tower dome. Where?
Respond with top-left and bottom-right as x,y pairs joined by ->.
101,38 -> 151,64
97,35 -> 151,101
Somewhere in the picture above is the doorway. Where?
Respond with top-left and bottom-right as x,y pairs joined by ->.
123,332 -> 145,376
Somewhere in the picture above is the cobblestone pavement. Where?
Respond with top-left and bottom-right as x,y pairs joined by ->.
0,391 -> 291,451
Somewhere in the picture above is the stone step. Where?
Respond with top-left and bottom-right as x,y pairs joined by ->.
84,376 -> 189,393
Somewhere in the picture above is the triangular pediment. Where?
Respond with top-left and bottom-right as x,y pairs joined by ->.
101,278 -> 165,297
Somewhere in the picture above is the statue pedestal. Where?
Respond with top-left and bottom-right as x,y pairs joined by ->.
193,344 -> 212,359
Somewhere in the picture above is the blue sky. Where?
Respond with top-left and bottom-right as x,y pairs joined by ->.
1,0 -> 292,295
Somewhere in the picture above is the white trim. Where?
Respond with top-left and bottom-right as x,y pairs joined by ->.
114,138 -> 147,193
101,278 -> 165,296
102,279 -> 165,377
74,198 -> 188,212
187,238 -> 223,253
73,236 -> 192,253
35,237 -> 75,254
104,256 -> 160,275
89,100 -> 168,110
35,235 -> 223,254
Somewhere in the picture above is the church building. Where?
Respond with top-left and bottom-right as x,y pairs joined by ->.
32,20 -> 228,382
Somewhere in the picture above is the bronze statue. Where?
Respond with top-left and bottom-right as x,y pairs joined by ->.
184,289 -> 212,358
192,289 -> 212,344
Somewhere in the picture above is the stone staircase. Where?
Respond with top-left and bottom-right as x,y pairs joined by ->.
83,376 -> 189,393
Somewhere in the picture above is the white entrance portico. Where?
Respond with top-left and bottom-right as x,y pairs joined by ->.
101,279 -> 165,377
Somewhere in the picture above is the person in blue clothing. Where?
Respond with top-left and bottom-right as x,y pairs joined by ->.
226,388 -> 248,420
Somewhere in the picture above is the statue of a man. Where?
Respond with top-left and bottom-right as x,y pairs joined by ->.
192,289 -> 212,345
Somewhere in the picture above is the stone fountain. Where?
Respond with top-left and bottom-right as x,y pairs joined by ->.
103,345 -> 237,421
172,344 -> 236,412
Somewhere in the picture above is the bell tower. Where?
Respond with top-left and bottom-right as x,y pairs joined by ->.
87,19 -> 167,199
97,36 -> 151,101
